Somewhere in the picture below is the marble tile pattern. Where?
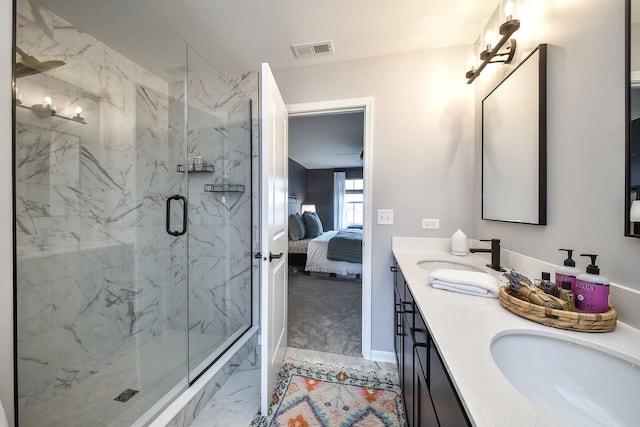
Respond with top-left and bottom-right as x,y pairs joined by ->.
15,0 -> 257,424
166,333 -> 259,427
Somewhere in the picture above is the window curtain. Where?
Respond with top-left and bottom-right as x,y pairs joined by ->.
334,171 -> 346,230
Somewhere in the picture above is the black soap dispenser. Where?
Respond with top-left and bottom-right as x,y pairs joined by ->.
555,249 -> 581,291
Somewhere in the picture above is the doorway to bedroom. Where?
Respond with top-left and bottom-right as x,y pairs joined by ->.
286,98 -> 372,358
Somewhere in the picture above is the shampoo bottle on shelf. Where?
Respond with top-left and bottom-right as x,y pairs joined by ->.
555,249 -> 581,291
575,254 -> 610,313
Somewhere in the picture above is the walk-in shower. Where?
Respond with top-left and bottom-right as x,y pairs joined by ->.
14,0 -> 256,425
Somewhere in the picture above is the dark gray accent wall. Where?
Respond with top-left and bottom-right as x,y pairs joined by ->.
305,167 -> 363,231
288,158 -> 308,202
306,169 -> 335,230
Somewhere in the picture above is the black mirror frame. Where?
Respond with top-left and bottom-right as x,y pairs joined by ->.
481,44 -> 548,225
625,0 -> 639,237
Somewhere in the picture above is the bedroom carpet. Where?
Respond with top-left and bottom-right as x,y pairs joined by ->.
288,272 -> 362,356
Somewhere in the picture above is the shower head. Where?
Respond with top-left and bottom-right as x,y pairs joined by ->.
15,46 -> 65,78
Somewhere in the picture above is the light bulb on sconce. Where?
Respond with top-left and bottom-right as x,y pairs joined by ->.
468,55 -> 477,71
72,106 -> 86,123
29,95 -> 55,118
504,1 -> 514,21
485,30 -> 494,50
499,0 -> 520,35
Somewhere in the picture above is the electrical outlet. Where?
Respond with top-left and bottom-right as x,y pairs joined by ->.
422,218 -> 440,230
377,209 -> 394,225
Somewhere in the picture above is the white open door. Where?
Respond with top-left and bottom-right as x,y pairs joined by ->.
260,63 -> 288,415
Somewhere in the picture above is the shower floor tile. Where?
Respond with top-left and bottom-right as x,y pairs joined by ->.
19,330 -> 223,427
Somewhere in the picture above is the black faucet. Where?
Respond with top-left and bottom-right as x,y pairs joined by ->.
469,239 -> 504,272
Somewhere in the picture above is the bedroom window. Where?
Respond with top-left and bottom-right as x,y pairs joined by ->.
345,178 -> 363,227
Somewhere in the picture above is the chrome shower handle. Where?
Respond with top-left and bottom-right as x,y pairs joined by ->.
166,195 -> 187,236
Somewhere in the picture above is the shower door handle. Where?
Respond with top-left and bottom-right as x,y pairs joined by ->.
166,195 -> 187,236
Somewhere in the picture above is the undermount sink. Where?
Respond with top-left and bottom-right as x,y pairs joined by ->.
417,260 -> 486,273
491,330 -> 640,427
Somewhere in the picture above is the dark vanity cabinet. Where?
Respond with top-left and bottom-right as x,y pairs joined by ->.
392,262 -> 471,427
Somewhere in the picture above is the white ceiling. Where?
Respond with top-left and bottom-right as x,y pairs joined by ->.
36,0 -> 499,75
135,0 -> 498,74
289,113 -> 364,169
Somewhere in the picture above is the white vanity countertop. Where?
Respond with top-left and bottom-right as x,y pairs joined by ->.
392,237 -> 640,427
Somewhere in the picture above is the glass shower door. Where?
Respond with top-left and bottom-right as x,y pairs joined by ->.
185,48 -> 253,381
14,0 -> 190,425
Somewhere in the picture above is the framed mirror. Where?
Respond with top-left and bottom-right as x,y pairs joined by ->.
627,0 -> 640,236
481,44 -> 547,225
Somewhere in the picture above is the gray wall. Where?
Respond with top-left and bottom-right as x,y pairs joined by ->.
306,169 -> 335,229
472,1 -> 637,291
275,46 -> 475,353
1,1 -> 14,423
288,158 -> 308,202
276,0 -> 637,355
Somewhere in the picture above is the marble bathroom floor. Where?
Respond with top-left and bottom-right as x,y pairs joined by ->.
188,347 -> 399,427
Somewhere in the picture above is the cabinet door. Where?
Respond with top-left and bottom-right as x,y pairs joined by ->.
413,306 -> 428,376
402,287 -> 415,426
415,356 -> 439,427
429,339 -> 471,426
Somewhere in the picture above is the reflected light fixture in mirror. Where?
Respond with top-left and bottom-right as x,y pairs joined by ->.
466,0 -> 521,84
301,204 -> 316,213
631,200 -> 640,222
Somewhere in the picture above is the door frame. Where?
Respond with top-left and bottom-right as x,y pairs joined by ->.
287,97 -> 374,360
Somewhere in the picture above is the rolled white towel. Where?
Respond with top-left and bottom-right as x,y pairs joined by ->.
429,269 -> 499,298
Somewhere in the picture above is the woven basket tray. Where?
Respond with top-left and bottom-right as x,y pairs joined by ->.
498,286 -> 617,332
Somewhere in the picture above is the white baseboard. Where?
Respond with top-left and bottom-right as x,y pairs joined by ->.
369,350 -> 396,364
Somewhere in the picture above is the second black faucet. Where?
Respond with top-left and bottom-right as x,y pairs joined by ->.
469,238 -> 504,272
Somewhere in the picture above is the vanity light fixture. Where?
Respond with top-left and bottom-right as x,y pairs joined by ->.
465,0 -> 520,84
16,94 -> 88,124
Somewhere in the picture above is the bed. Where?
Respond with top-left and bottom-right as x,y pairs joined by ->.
288,196 -> 362,276
305,229 -> 362,276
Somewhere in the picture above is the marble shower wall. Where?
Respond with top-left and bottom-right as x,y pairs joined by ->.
15,0 -> 187,412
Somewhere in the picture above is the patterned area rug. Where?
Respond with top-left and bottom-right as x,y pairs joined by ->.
251,360 -> 405,427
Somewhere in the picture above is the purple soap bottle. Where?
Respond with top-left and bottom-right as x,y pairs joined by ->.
575,254 -> 610,313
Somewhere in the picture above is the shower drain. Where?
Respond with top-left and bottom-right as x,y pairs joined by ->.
114,388 -> 139,402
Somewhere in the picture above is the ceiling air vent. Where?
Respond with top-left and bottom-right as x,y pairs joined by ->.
291,40 -> 334,59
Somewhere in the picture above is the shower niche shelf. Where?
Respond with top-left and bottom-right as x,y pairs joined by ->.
204,184 -> 245,193
177,164 -> 214,173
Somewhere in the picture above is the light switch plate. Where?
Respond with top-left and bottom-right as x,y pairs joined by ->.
422,218 -> 440,229
377,209 -> 394,225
